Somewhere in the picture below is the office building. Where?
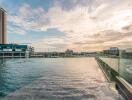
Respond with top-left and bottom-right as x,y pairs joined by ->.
0,8 -> 6,44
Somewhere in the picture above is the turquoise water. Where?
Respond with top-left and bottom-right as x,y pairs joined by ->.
0,58 -> 46,98
0,58 -> 101,99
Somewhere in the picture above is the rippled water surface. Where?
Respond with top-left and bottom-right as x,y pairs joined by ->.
0,58 -> 122,100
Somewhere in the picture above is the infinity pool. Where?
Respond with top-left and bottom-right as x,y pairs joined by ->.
0,58 -> 119,100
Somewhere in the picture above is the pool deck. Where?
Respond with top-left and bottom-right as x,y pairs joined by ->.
4,58 -> 124,100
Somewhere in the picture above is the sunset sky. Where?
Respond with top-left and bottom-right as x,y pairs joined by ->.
0,0 -> 132,52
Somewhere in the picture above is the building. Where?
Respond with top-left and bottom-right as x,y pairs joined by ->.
121,48 -> 132,58
0,8 -> 34,58
103,47 -> 119,56
0,8 -> 6,44
125,48 -> 132,53
65,49 -> 74,57
109,47 -> 119,55
0,44 -> 32,58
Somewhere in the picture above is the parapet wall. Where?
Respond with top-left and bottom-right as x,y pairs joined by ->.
95,57 -> 132,100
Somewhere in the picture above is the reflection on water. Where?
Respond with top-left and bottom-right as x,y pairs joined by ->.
0,58 -> 106,99
0,58 -> 46,98
4,58 -> 121,100
0,59 -> 7,97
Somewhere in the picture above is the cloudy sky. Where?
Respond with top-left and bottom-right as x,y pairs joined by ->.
0,0 -> 132,52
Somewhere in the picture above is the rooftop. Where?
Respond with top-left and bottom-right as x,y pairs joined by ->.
0,7 -> 7,13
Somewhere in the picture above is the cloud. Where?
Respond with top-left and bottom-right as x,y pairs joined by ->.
31,37 -> 69,52
122,24 -> 132,32
8,3 -> 47,33
8,3 -> 110,36
73,29 -> 132,51
8,25 -> 26,35
8,0 -> 132,51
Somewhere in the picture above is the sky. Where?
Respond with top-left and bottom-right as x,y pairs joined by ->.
0,0 -> 132,52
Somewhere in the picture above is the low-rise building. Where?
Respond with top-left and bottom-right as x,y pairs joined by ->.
103,47 -> 119,56
121,48 -> 132,58
0,44 -> 33,58
65,49 -> 74,57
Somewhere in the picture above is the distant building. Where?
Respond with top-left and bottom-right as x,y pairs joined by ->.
65,49 -> 74,57
121,48 -> 132,58
109,47 -> 119,55
0,8 -> 7,44
0,44 -> 32,58
103,47 -> 119,56
125,48 -> 132,53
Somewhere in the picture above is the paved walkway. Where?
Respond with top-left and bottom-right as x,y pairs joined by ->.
4,58 -> 124,100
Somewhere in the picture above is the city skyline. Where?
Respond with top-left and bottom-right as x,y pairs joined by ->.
0,0 -> 132,52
